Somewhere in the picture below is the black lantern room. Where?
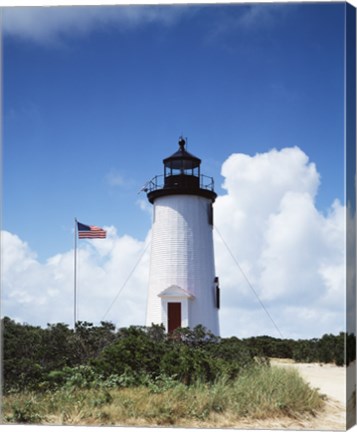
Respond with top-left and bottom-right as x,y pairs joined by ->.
147,138 -> 217,204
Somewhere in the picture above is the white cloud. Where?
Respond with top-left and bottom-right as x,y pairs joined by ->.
214,147 -> 345,338
2,5 -> 186,45
1,227 -> 150,328
1,146 -> 346,339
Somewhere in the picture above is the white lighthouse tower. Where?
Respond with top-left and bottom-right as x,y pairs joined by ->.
145,138 -> 220,335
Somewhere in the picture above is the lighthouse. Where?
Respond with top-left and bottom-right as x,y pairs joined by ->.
145,138 -> 220,335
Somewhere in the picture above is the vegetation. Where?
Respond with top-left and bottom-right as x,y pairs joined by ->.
2,365 -> 323,426
244,332 -> 355,366
2,318 -> 257,392
1,316 -> 354,426
2,318 -> 117,393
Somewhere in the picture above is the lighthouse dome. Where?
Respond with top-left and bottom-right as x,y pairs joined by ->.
163,137 -> 201,171
147,137 -> 217,204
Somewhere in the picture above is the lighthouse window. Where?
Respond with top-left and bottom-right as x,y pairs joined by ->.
208,203 -> 214,225
216,286 -> 220,309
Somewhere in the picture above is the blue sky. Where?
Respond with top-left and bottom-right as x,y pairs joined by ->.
3,3 -> 345,258
1,3 -> 350,338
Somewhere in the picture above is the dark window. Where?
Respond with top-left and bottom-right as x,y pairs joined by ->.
208,203 -> 214,225
216,286 -> 220,309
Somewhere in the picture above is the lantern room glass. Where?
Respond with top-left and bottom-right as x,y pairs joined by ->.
164,162 -> 200,178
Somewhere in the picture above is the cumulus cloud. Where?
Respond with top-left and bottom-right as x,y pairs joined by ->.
1,227 -> 150,328
214,147 -> 345,338
1,146 -> 346,338
2,5 -> 186,45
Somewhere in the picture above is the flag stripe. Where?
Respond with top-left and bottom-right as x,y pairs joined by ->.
77,221 -> 107,239
78,233 -> 106,238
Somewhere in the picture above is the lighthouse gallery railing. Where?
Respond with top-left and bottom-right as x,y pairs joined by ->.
145,174 -> 215,193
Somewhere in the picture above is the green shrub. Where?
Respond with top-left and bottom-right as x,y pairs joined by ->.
3,316 -> 352,397
5,399 -> 45,424
2,365 -> 325,426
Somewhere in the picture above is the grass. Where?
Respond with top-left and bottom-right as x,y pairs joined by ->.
2,365 -> 325,426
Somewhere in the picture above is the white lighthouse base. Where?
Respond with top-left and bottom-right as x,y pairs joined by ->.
146,194 -> 220,336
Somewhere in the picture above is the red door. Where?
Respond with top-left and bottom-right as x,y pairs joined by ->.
168,302 -> 182,333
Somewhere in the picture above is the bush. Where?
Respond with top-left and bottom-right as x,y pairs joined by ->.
3,316 -> 352,395
3,365 -> 324,425
91,325 -> 257,387
5,399 -> 46,424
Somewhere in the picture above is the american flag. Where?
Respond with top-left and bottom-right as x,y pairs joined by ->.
77,221 -> 107,239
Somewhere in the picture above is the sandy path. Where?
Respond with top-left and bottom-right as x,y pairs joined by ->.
270,359 -> 347,430
271,359 -> 346,404
182,360 -> 351,431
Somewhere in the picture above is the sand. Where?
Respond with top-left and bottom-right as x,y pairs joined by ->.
271,358 -> 346,404
269,358 -> 351,431
183,360 -> 352,431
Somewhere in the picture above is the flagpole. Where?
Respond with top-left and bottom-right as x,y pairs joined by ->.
74,217 -> 77,330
